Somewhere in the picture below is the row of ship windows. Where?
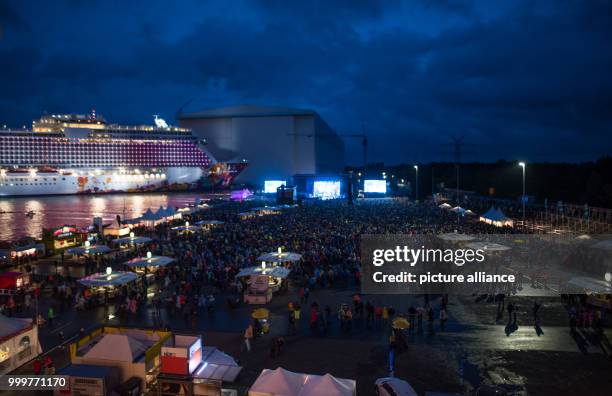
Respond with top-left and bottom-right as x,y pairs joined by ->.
0,178 -> 65,182
0,182 -> 68,187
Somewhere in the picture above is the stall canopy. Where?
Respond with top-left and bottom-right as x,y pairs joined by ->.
451,206 -> 466,214
236,266 -> 292,279
438,203 -> 452,209
248,368 -> 305,396
140,208 -> 161,221
248,368 -> 356,396
479,207 -> 514,227
193,346 -> 242,382
78,271 -> 138,287
299,373 -> 355,396
112,236 -> 152,246
257,252 -> 302,263
67,245 -> 112,255
125,255 -> 174,268
82,334 -> 147,362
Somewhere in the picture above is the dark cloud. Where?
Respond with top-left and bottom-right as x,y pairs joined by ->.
0,0 -> 611,164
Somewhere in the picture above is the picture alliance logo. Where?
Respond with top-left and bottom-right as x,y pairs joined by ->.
372,246 -> 486,267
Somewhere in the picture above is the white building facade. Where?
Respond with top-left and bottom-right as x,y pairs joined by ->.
178,105 -> 345,186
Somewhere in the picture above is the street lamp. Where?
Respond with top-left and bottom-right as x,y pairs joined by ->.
414,165 -> 419,201
518,162 -> 526,225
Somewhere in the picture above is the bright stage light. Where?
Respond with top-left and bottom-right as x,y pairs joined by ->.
264,180 -> 286,193
364,179 -> 387,193
313,180 -> 341,200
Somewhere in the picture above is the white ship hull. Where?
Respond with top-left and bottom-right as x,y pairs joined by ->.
0,167 -> 203,196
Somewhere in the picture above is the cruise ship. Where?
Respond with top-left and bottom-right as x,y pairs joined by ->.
0,111 -> 246,196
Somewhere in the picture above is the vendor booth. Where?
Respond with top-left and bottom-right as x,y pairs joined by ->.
0,314 -> 42,374
67,242 -> 112,256
70,326 -> 171,392
158,334 -> 242,396
248,367 -> 356,396
0,272 -> 31,291
237,266 -> 291,304
479,207 -> 514,228
43,225 -> 83,253
172,221 -> 199,234
257,248 -> 302,267
77,269 -> 139,298
195,220 -> 225,232
112,233 -> 153,248
125,253 -> 174,282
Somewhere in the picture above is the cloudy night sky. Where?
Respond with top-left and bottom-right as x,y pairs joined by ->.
1,0 -> 611,165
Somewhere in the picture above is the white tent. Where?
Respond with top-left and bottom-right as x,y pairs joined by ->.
438,203 -> 452,209
249,368 -> 305,396
299,373 -> 355,396
83,334 -> 148,362
125,255 -> 174,268
112,236 -> 152,246
451,206 -> 466,214
237,266 -> 292,279
249,368 -> 356,396
479,207 -> 514,227
257,251 -> 302,263
78,271 -> 139,287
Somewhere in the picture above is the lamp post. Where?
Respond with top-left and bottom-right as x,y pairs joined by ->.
518,162 -> 526,226
413,165 -> 419,202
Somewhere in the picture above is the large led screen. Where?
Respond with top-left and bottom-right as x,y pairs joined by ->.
313,180 -> 341,200
264,180 -> 286,193
364,179 -> 387,193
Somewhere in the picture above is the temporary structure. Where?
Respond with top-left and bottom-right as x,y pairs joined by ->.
479,207 -> 514,228
451,206 -> 466,214
67,244 -> 112,256
0,315 -> 42,374
249,368 -> 305,396
299,373 -> 355,396
438,203 -> 452,209
78,271 -> 139,287
248,368 -> 356,396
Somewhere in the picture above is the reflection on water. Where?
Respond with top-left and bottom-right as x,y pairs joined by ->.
0,193 -> 209,241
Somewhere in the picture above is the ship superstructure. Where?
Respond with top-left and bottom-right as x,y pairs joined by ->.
0,111 -> 244,196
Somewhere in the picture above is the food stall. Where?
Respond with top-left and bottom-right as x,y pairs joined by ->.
124,252 -> 174,283
77,269 -> 139,298
43,225 -> 84,253
0,272 -> 31,291
195,220 -> 225,232
70,326 -> 171,393
112,233 -> 153,249
237,265 -> 291,304
172,221 -> 199,234
158,334 -> 242,396
257,248 -> 302,269
0,314 -> 42,375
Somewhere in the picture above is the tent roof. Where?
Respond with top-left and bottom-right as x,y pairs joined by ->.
83,334 -> 147,362
299,373 -> 355,396
480,207 -> 512,222
0,314 -> 31,338
249,367 -> 306,396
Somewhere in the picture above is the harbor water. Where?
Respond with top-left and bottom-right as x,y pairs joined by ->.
0,192 -> 217,241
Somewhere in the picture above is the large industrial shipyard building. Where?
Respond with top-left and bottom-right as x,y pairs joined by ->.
178,105 -> 345,187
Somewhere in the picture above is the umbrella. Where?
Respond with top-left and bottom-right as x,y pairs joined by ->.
252,308 -> 270,320
392,317 -> 410,329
